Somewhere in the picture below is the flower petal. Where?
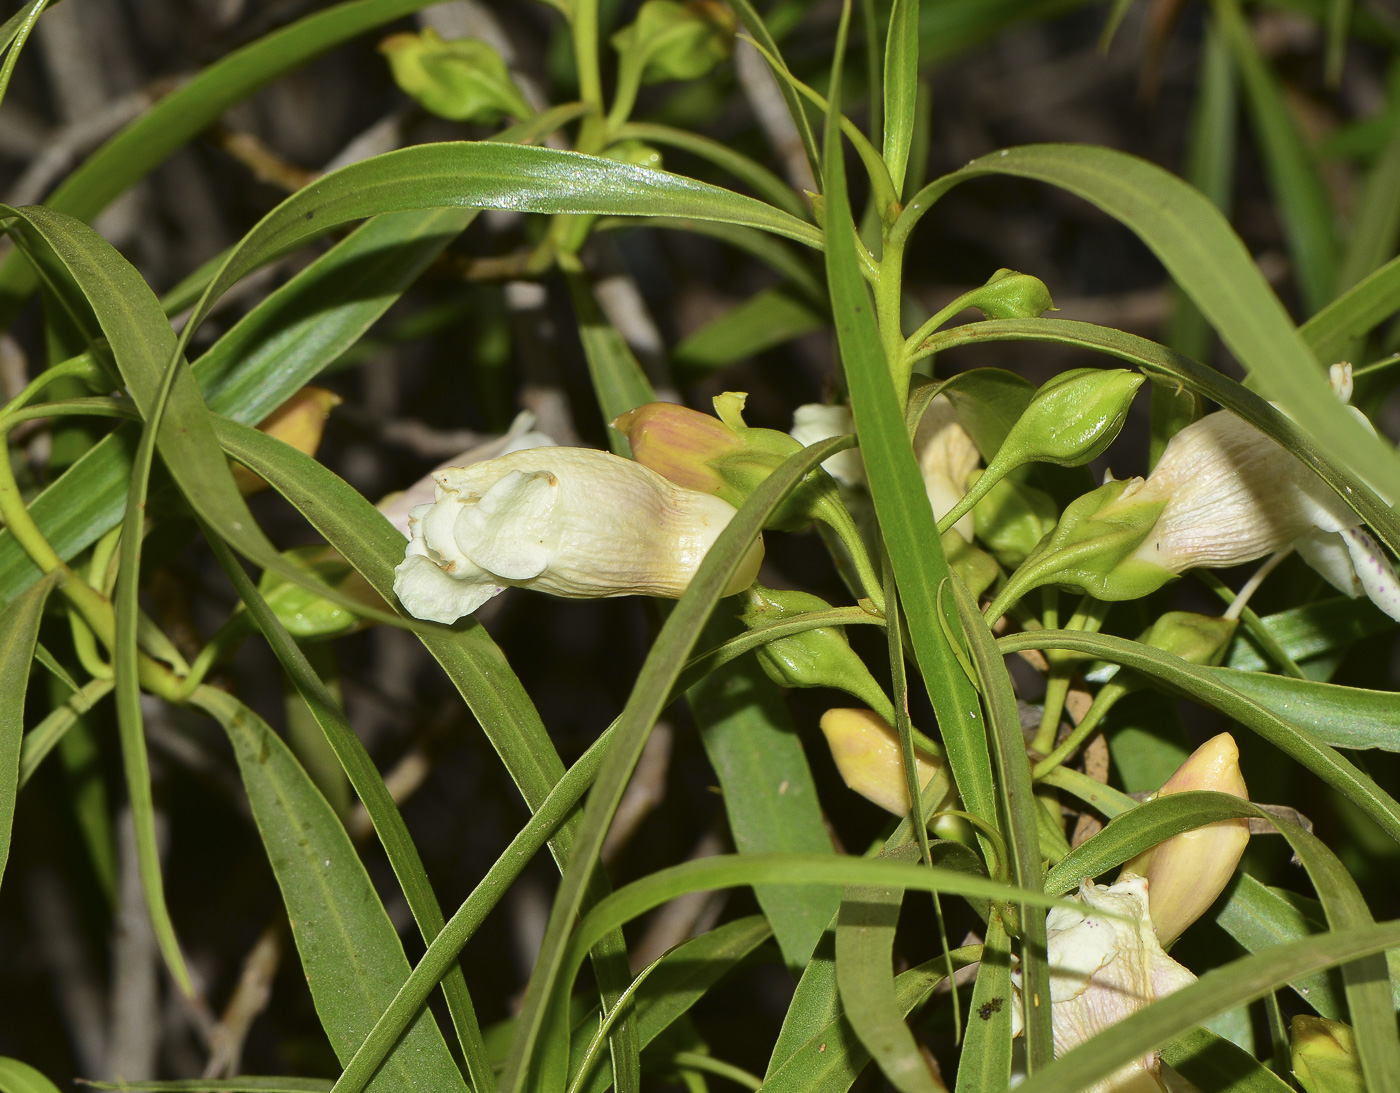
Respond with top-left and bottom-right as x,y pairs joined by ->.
456,468 -> 559,580
1341,527 -> 1400,622
392,553 -> 502,624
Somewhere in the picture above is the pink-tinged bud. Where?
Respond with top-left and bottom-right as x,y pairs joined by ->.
1122,733 -> 1249,946
613,402 -> 743,495
234,386 -> 340,494
819,708 -> 948,817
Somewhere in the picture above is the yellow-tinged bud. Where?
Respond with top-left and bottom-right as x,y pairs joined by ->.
234,386 -> 340,494
612,402 -> 743,494
1292,1016 -> 1364,1093
1122,733 -> 1249,946
819,708 -> 949,817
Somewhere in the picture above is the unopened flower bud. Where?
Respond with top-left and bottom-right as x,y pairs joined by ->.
624,393 -> 843,532
819,708 -> 949,817
742,588 -> 890,712
380,30 -> 532,123
1292,1016 -> 1364,1093
612,0 -> 736,85
234,386 -> 340,495
938,369 -> 1142,535
986,478 -> 1170,622
393,447 -> 763,623
965,268 -> 1056,320
1122,733 -> 1249,946
613,402 -> 743,494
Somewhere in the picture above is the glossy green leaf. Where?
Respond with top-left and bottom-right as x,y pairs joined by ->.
1215,874 -> 1345,1019
894,143 -> 1400,505
81,1082 -> 333,1093
954,914 -> 1013,1093
1301,255 -> 1400,362
952,579 -> 1051,1067
1161,1026 -> 1295,1093
0,573 -> 55,891
1206,667 -> 1400,751
190,686 -> 468,1093
1000,630 -> 1400,844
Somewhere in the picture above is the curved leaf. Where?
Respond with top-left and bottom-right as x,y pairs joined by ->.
0,573 -> 55,891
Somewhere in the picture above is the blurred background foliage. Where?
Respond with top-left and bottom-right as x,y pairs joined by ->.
0,0 -> 1397,1085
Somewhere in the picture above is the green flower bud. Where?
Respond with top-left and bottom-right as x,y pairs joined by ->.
619,393 -> 844,533
986,479 -> 1170,622
965,268 -> 1056,320
602,140 -> 665,170
380,30 -> 533,124
612,0 -> 736,85
259,546 -> 379,641
937,369 -> 1143,537
1292,1016 -> 1364,1093
1139,610 -> 1238,668
972,474 -> 1058,568
742,587 -> 890,710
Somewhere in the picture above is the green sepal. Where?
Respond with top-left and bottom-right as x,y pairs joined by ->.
966,268 -> 1056,320
1292,1016 -> 1365,1093
257,545 -> 379,641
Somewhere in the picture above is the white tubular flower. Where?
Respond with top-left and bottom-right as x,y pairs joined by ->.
790,403 -> 865,488
1116,367 -> 1400,621
392,446 -> 763,623
914,394 -> 980,542
1013,875 -> 1197,1093
378,411 -> 556,537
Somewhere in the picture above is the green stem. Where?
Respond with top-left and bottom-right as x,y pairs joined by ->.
817,498 -> 886,613
876,234 -> 909,395
572,0 -> 605,150
1032,682 -> 1124,780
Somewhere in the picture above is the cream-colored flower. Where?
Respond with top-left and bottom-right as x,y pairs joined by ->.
790,403 -> 865,488
1109,366 -> 1400,621
790,395 -> 981,540
393,446 -> 763,623
1013,875 -> 1197,1093
378,410 -> 556,537
913,394 -> 980,542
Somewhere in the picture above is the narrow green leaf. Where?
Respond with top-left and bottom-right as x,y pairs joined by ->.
1161,1027 -> 1295,1093
1207,667 -> 1400,752
690,635 -> 841,973
1214,0 -> 1337,313
1334,110 -> 1400,302
19,677 -> 112,787
1000,630 -> 1400,844
951,580 -> 1051,1068
571,917 -> 773,1093
836,844 -> 940,1093
954,914 -> 1013,1093
673,286 -> 826,374
894,143 -> 1400,504
562,267 -> 656,442
882,0 -> 920,194
1301,254 -> 1400,362
0,573 -> 55,891
821,4 -> 995,849
190,686 -> 468,1093
1215,874 -> 1345,1018
764,949 -> 978,1093
203,534 -> 493,1091
80,1082 -> 333,1093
